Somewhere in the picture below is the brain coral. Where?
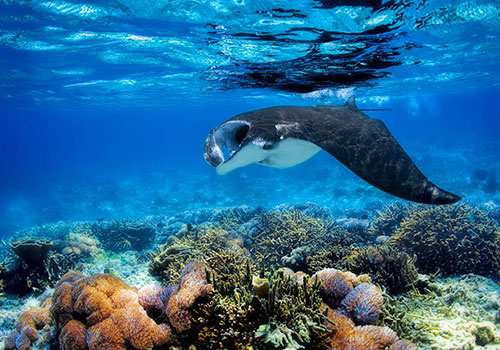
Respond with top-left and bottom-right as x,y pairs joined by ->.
341,283 -> 383,325
388,203 -> 500,276
50,271 -> 172,350
311,268 -> 370,307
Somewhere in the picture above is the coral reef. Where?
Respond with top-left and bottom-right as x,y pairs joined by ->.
342,246 -> 418,294
388,203 -> 500,276
249,209 -> 332,268
323,305 -> 401,350
91,220 -> 156,252
3,238 -> 75,295
149,224 -> 248,285
58,233 -> 102,257
165,261 -> 213,332
313,268 -> 414,350
184,265 -> 328,350
340,283 -> 383,325
380,274 -> 500,349
368,202 -> 418,240
50,271 -> 172,350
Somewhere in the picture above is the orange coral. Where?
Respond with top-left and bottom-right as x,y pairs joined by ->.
137,284 -> 178,311
311,268 -> 355,306
5,298 -> 52,350
322,304 -> 399,350
51,272 -> 172,350
59,320 -> 86,350
165,261 -> 212,332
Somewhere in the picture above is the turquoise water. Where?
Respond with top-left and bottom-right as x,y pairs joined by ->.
1,0 -> 500,236
1,2 -> 500,350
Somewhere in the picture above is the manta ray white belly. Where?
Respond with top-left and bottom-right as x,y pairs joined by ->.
216,138 -> 321,175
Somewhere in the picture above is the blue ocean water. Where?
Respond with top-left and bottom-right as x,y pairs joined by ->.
1,0 -> 500,238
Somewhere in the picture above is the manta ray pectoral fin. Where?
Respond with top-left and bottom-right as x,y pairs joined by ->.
303,107 -> 461,204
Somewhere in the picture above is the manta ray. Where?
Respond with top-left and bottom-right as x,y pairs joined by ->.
204,97 -> 460,204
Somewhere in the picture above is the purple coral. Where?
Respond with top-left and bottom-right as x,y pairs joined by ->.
312,268 -> 354,303
341,283 -> 383,324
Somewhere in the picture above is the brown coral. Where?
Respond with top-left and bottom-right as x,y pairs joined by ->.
165,261 -> 212,332
322,304 -> 400,350
59,320 -> 86,350
51,271 -> 172,350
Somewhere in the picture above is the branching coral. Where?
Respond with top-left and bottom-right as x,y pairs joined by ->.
342,246 -> 418,294
249,209 -> 338,269
368,202 -> 418,239
149,224 -> 248,285
387,203 -> 500,276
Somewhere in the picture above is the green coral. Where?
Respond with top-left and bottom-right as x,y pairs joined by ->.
342,246 -> 418,294
387,204 -> 500,276
250,209 -> 350,271
149,224 -> 248,285
368,202 -> 419,238
184,265 -> 328,350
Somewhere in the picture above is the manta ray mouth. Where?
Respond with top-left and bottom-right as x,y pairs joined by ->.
204,121 -> 250,167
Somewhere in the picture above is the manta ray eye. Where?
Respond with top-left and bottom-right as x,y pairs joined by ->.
234,124 -> 249,145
